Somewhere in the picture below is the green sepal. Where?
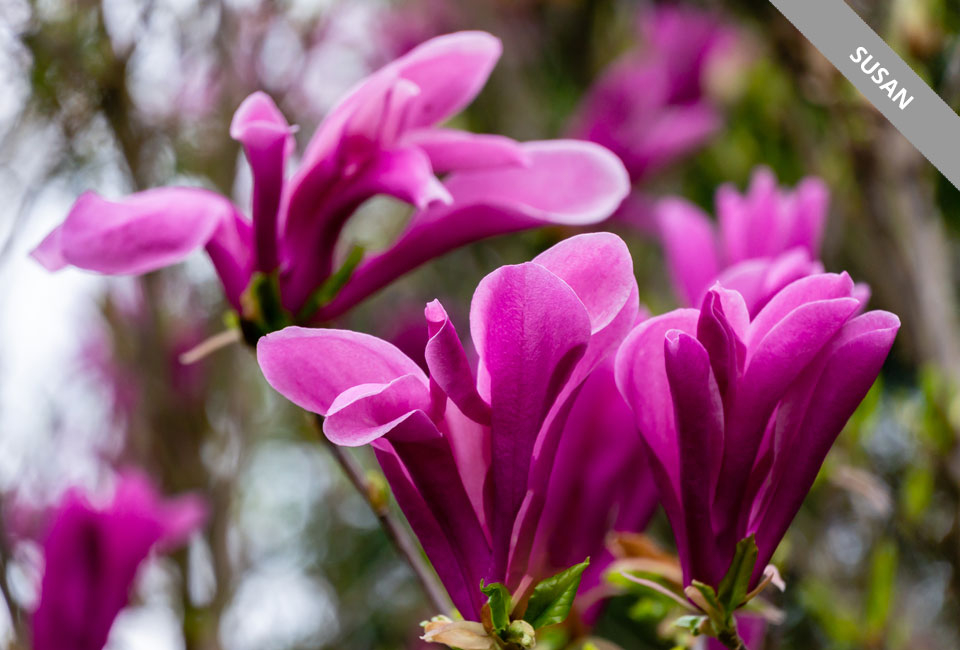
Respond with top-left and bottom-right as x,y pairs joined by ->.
296,245 -> 365,322
689,580 -> 722,615
717,534 -> 759,613
522,558 -> 590,630
479,580 -> 511,634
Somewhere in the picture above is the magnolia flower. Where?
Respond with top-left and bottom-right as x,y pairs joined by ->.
256,233 -> 647,619
32,472 -> 206,650
32,32 -> 628,327
615,274 -> 899,590
658,168 -> 831,315
570,6 -> 735,183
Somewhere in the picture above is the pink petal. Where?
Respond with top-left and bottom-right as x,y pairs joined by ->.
470,261 -> 592,575
614,310 -> 700,511
324,374 -> 434,446
392,31 -> 502,129
256,327 -> 427,416
750,311 -> 898,572
31,226 -> 67,271
425,300 -> 490,424
316,140 -> 629,320
400,127 -> 530,173
230,91 -> 294,272
34,188 -> 238,276
657,198 -> 720,307
664,330 -> 726,586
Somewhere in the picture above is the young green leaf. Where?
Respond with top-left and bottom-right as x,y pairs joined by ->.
717,534 -> 758,612
522,558 -> 590,630
479,581 -> 511,634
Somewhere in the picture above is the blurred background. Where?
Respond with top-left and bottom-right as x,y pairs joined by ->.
1,0 -> 960,648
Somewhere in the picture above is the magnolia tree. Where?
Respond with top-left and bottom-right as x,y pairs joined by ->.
8,9 -> 908,650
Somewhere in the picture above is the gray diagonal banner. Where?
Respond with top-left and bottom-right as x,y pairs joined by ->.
768,0 -> 960,191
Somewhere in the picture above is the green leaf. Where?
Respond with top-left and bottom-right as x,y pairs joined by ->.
673,615 -> 709,635
479,581 -> 511,633
522,558 -> 590,630
717,534 -> 758,613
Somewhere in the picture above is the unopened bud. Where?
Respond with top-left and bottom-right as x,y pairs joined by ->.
501,620 -> 535,649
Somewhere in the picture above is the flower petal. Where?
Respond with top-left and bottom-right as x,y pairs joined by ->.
230,91 -> 294,272
657,198 -> 720,307
750,311 -> 898,572
34,188 -> 238,276
400,128 -> 530,173
316,140 -> 629,320
393,31 -> 502,129
470,261 -> 592,575
256,327 -> 428,416
425,299 -> 490,424
664,331 -> 725,586
324,374 -> 434,446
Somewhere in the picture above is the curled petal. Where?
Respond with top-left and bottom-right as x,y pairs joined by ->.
324,374 -> 434,446
424,299 -> 490,424
257,327 -> 428,416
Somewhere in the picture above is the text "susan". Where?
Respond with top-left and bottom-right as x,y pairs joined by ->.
850,47 -> 915,111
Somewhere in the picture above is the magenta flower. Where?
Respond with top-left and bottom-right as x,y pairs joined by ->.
31,32 -> 628,328
32,472 -> 206,650
658,168 -> 831,315
570,6 -> 736,186
256,233 -> 644,619
615,273 -> 899,590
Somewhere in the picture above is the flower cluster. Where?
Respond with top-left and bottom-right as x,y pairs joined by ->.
23,24 -> 902,650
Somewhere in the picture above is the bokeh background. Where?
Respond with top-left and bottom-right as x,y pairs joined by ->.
1,0 -> 960,648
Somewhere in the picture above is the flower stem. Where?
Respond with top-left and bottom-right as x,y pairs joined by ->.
309,414 -> 453,614
717,629 -> 747,650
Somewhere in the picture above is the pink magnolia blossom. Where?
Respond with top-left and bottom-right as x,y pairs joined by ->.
615,274 -> 899,590
658,167 -> 831,315
570,6 -> 738,231
256,233 -> 655,619
31,32 -> 628,326
32,472 -> 206,650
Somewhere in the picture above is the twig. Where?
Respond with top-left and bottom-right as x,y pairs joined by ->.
308,414 -> 453,614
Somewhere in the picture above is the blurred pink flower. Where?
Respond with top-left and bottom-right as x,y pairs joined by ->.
32,32 -> 628,328
256,233 -> 654,619
570,5 -> 737,184
658,167 -> 832,315
32,472 -> 206,650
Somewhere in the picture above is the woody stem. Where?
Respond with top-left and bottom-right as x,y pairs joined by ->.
717,629 -> 747,650
309,413 -> 453,614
